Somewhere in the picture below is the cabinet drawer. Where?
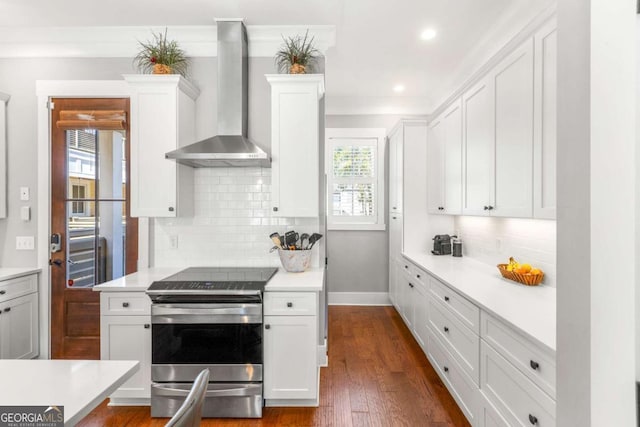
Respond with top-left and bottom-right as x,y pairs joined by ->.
264,292 -> 317,316
0,274 -> 37,304
481,312 -> 555,398
100,292 -> 151,315
399,260 -> 415,278
429,277 -> 480,333
427,327 -> 477,425
481,341 -> 555,427
428,296 -> 480,384
478,393 -> 511,427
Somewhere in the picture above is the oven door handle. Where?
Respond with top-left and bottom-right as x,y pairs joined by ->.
151,304 -> 262,316
152,383 -> 262,397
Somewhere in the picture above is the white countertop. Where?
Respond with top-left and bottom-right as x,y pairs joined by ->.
0,267 -> 40,282
403,251 -> 556,353
0,359 -> 138,426
94,266 -> 324,292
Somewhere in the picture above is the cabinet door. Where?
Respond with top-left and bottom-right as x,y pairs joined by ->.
388,258 -> 398,307
389,213 -> 403,262
462,76 -> 495,216
398,272 -> 413,329
0,94 -> 7,219
101,315 -> 152,399
388,129 -> 402,213
533,20 -> 557,220
492,39 -> 534,218
0,293 -> 38,359
412,281 -> 429,351
264,315 -> 317,399
270,81 -> 320,217
443,100 -> 463,215
427,117 -> 445,214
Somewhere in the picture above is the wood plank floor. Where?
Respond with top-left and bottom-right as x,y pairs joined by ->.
77,306 -> 470,427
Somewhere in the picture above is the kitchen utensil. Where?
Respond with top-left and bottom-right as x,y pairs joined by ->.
306,233 -> 323,249
269,246 -> 280,253
269,232 -> 284,249
452,238 -> 463,257
284,230 -> 298,250
299,233 -> 310,250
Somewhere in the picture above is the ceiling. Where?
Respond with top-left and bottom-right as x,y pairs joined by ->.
0,0 -> 554,114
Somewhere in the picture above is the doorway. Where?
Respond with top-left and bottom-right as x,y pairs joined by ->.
49,98 -> 138,359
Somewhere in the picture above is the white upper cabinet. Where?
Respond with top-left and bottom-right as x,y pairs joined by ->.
0,93 -> 8,219
533,20 -> 557,219
125,75 -> 199,218
267,75 -> 324,218
389,125 -> 404,214
462,75 -> 495,216
429,100 -> 463,215
462,39 -> 535,218
492,39 -> 534,218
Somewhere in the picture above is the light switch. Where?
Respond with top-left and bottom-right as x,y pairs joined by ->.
20,206 -> 30,221
20,187 -> 30,201
16,236 -> 35,250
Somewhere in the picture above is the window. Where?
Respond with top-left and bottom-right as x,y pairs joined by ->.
326,128 -> 386,230
71,184 -> 86,215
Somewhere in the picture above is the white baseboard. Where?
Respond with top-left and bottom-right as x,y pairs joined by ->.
328,292 -> 391,306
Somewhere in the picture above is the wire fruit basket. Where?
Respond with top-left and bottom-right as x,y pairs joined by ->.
497,264 -> 544,286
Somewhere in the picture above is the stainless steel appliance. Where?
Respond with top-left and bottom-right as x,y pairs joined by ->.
146,267 -> 278,418
432,234 -> 454,255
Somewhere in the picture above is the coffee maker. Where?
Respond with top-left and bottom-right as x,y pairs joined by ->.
432,234 -> 456,255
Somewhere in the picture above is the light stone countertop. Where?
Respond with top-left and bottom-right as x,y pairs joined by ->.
93,266 -> 324,293
403,251 -> 556,353
0,267 -> 41,282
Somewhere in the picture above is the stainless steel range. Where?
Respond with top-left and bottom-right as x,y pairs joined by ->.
146,267 -> 278,419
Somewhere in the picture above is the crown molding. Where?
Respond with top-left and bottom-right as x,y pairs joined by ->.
0,25 -> 336,58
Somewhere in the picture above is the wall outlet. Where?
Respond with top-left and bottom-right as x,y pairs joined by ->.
169,235 -> 179,249
16,236 -> 35,250
20,187 -> 30,201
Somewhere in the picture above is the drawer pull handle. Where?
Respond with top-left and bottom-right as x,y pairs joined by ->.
443,366 -> 449,373
404,265 -> 408,269
4,307 -> 10,313
417,274 -> 421,278
530,360 -> 540,370
144,324 -> 150,329
443,326 -> 449,333
287,302 -> 293,308
265,324 -> 271,330
409,283 -> 414,288
444,296 -> 450,302
122,302 -> 130,308
0,290 -> 5,295
529,414 -> 538,425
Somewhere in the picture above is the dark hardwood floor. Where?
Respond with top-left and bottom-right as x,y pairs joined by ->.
77,306 -> 469,427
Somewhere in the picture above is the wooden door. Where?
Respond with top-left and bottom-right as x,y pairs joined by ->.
50,98 -> 138,359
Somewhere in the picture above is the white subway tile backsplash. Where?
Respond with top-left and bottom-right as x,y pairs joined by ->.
152,168 -> 320,268
454,216 -> 557,287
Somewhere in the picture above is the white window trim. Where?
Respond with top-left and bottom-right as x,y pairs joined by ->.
325,128 -> 386,231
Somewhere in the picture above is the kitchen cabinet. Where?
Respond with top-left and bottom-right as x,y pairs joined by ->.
100,291 -> 151,404
533,20 -> 558,220
0,273 -> 38,360
263,291 -> 318,402
0,93 -> 8,219
461,39 -> 536,218
266,75 -> 324,218
125,75 -> 199,218
388,126 -> 404,214
428,100 -> 462,215
388,214 -> 402,307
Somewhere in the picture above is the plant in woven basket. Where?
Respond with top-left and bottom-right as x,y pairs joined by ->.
134,28 -> 189,77
274,30 -> 320,74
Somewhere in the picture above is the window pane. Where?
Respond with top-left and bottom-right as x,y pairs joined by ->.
333,146 -> 374,178
332,183 -> 375,217
67,201 -> 97,288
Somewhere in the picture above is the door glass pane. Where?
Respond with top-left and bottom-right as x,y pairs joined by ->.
67,201 -> 97,288
96,130 -> 126,200
98,201 -> 127,282
67,129 -> 97,199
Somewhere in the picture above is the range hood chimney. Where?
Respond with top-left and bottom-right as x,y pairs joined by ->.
165,19 -> 270,168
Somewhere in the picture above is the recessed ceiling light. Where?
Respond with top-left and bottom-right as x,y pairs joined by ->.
421,28 -> 437,41
393,84 -> 405,93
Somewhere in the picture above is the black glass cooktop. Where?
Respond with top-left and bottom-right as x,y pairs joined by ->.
147,267 -> 278,293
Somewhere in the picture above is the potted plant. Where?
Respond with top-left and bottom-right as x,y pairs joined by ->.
134,29 -> 189,77
274,30 -> 320,74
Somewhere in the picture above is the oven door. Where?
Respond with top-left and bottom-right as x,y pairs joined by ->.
151,303 -> 263,367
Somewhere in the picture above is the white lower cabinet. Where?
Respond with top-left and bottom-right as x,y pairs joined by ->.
0,273 -> 38,360
100,291 -> 151,403
480,341 -> 556,427
263,291 -> 318,403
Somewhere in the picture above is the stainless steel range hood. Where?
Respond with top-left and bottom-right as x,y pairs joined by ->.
166,19 -> 270,168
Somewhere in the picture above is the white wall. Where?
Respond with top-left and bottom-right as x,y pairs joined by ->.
557,0 -> 636,425
454,216 -> 556,287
